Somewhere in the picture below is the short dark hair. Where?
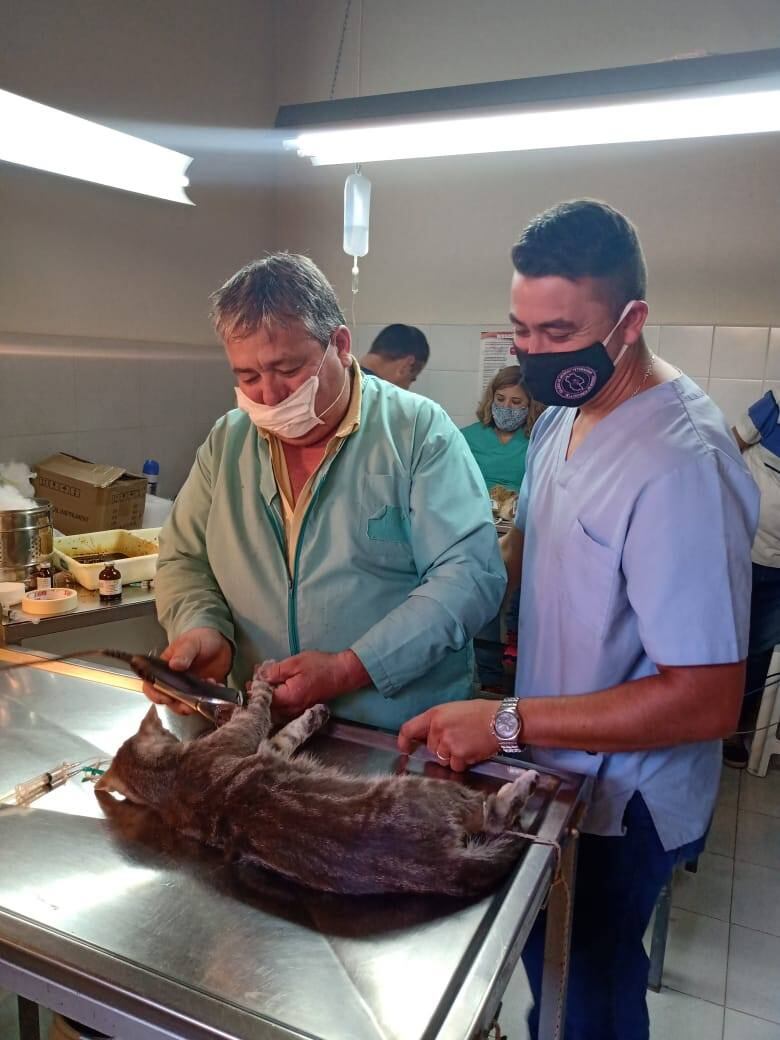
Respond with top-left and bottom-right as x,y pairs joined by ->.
210,252 -> 345,343
511,200 -> 647,315
370,324 -> 430,364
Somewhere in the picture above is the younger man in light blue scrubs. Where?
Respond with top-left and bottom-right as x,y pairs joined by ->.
399,200 -> 759,1040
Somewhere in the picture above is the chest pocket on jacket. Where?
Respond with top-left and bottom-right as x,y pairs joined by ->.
559,518 -> 621,637
360,474 -> 414,566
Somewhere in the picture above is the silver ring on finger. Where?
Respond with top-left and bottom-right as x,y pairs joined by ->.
436,749 -> 450,763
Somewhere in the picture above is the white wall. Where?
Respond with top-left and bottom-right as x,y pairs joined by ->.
276,0 -> 780,433
276,0 -> 780,103
274,0 -> 780,327
0,332 -> 236,498
1,0 -> 279,344
0,0 -> 278,489
2,0 -> 780,493
357,323 -> 780,430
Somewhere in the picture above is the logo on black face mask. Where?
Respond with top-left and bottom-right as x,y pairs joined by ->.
554,366 -> 599,401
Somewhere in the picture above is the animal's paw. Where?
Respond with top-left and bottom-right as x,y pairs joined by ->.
484,768 -> 541,833
497,768 -> 539,806
252,659 -> 276,681
520,769 -> 540,800
246,673 -> 274,704
305,703 -> 330,729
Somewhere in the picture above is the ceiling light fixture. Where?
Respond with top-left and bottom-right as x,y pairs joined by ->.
290,89 -> 780,165
0,89 -> 193,204
277,48 -> 780,166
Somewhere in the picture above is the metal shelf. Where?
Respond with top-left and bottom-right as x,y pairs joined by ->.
0,584 -> 156,643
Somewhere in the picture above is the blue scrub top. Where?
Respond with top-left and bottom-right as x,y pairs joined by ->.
515,374 -> 759,850
460,421 -> 529,492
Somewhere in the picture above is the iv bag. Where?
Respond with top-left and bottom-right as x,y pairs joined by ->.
343,173 -> 371,257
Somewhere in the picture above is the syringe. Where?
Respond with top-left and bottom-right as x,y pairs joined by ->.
0,758 -> 109,807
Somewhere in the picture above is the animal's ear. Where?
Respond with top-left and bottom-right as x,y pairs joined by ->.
136,705 -> 180,745
139,705 -> 163,736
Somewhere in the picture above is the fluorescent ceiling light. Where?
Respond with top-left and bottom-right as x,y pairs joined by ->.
278,49 -> 780,166
289,88 -> 780,165
0,89 -> 193,203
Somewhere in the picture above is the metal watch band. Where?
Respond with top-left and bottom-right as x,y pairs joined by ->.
494,697 -> 525,755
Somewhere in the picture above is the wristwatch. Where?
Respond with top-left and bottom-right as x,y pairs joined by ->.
490,697 -> 525,754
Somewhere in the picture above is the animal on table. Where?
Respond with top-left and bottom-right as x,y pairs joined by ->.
96,667 -> 539,897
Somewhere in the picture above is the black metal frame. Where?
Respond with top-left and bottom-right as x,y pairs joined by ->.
275,48 -> 780,130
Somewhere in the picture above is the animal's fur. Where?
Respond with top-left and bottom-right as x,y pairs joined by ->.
96,669 -> 539,897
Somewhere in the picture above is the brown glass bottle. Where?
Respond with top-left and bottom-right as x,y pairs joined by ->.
35,560 -> 54,591
98,561 -> 123,604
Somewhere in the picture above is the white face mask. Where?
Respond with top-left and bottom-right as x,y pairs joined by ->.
235,342 -> 348,439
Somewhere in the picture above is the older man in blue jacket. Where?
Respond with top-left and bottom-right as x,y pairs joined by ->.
148,253 -> 504,728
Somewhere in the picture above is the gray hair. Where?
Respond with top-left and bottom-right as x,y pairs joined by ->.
210,252 -> 346,343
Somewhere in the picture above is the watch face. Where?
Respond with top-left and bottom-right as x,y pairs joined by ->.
494,709 -> 519,740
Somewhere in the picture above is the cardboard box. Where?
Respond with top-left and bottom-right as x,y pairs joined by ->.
33,454 -> 147,535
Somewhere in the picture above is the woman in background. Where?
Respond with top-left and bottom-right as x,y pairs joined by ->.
461,366 -> 543,498
461,366 -> 544,692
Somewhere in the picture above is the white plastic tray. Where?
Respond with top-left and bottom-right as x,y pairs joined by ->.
53,528 -> 160,590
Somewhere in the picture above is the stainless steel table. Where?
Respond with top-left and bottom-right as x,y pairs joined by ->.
0,648 -> 589,1040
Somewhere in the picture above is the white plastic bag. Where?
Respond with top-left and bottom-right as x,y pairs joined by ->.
0,461 -> 36,509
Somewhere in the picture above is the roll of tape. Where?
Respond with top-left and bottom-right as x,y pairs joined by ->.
22,588 -> 79,616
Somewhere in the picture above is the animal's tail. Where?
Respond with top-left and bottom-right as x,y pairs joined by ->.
434,830 -> 531,898
472,828 -> 532,878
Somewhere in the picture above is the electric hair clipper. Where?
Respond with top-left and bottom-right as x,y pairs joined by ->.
104,651 -> 247,721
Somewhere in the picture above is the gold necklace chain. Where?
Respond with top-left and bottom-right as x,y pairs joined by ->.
631,352 -> 656,398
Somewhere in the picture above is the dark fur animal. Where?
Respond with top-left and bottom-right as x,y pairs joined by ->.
96,670 -> 539,897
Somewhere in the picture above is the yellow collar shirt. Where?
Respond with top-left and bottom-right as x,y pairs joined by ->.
261,360 -> 363,562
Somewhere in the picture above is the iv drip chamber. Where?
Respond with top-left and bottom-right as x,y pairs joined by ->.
343,173 -> 371,257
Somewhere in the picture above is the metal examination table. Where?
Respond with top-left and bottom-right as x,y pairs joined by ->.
0,647 -> 589,1040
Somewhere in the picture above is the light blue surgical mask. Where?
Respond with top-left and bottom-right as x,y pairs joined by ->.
492,403 -> 528,432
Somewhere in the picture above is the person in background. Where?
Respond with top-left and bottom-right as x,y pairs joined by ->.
461,365 -> 545,496
461,365 -> 544,692
399,200 -> 758,1040
724,389 -> 780,766
359,323 -> 430,389
146,253 -> 504,732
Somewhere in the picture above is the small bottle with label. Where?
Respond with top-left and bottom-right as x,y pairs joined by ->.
98,561 -> 123,604
35,560 -> 54,591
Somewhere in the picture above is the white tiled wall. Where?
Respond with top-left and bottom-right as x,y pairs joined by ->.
0,333 -> 235,498
2,325 -> 778,503
658,326 -> 713,379
357,324 -> 778,428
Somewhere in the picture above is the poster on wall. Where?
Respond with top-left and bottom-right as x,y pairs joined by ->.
478,330 -> 516,394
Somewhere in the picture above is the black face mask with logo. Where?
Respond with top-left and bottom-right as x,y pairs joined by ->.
514,301 -> 635,408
